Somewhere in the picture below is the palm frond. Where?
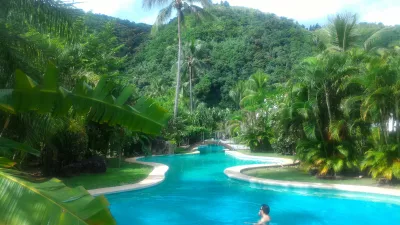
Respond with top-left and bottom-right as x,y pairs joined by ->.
364,27 -> 400,51
327,12 -> 358,51
152,2 -> 175,33
142,0 -> 171,9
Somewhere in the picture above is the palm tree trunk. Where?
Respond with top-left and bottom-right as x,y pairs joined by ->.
396,98 -> 400,155
324,83 -> 333,125
173,9 -> 183,120
189,64 -> 193,113
380,108 -> 387,144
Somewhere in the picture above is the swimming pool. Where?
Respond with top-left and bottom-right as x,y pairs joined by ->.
106,152 -> 400,225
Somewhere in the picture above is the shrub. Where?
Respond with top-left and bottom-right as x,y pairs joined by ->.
42,119 -> 89,176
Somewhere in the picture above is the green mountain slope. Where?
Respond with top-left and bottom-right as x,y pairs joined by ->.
125,5 -> 316,107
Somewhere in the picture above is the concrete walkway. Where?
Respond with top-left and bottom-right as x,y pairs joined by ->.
88,158 -> 169,196
224,152 -> 400,197
88,151 -> 200,196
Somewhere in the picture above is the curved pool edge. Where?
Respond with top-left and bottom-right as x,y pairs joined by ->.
88,151 -> 200,196
224,152 -> 400,197
88,158 -> 168,196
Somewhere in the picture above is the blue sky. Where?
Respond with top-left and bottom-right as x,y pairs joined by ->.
75,0 -> 400,26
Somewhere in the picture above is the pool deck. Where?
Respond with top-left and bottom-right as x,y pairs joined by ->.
88,151 -> 199,196
224,151 -> 400,197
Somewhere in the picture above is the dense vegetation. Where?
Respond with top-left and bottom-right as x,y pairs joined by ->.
228,13 -> 400,183
129,5 -> 316,108
1,0 -> 400,224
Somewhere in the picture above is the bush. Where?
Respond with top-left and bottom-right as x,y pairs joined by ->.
61,156 -> 107,177
42,120 -> 89,176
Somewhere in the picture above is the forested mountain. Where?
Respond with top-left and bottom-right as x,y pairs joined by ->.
73,5 -> 400,108
125,5 -> 316,107
81,12 -> 151,55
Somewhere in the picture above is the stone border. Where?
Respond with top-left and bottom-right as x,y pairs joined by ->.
88,151 -> 200,196
224,152 -> 400,197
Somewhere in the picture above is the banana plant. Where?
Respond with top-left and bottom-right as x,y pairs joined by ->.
0,136 -> 117,225
1,63 -> 170,135
0,63 -> 171,224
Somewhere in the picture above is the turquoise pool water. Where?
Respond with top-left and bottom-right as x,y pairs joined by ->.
106,152 -> 400,225
198,145 -> 224,153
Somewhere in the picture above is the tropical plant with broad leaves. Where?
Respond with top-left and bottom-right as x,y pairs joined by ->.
1,63 -> 170,134
283,51 -> 363,176
142,0 -> 212,120
0,63 -> 170,224
0,135 -> 116,225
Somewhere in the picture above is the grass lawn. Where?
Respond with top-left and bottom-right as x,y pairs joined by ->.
60,158 -> 152,190
174,147 -> 192,154
243,167 -> 400,189
237,150 -> 295,160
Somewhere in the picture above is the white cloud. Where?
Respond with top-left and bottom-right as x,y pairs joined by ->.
361,7 -> 400,25
75,0 -> 136,15
226,0 -> 363,21
139,13 -> 158,24
226,0 -> 400,25
72,0 -> 400,25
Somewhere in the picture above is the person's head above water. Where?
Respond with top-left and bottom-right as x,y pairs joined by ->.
260,204 -> 270,215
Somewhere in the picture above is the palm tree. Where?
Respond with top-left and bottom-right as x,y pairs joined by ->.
327,12 -> 358,52
240,71 -> 271,109
321,12 -> 399,52
142,0 -> 212,120
182,40 -> 207,113
229,80 -> 246,109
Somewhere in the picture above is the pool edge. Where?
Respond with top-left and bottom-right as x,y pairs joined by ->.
88,151 -> 200,196
224,151 -> 400,197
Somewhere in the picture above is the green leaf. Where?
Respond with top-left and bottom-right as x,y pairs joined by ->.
0,64 -> 171,135
0,137 -> 41,156
0,89 -> 15,114
43,62 -> 59,91
0,172 -> 116,225
116,86 -> 135,106
0,157 -> 16,168
15,69 -> 36,90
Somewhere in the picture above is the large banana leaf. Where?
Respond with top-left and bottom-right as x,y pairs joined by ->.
0,171 -> 116,225
0,137 -> 41,156
3,63 -> 170,134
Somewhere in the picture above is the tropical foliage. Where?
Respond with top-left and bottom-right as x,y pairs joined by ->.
227,12 -> 400,181
2,0 -> 400,223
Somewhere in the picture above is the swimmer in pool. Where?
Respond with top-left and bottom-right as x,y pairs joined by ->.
254,204 -> 270,225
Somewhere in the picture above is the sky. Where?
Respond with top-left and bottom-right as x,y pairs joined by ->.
74,0 -> 400,26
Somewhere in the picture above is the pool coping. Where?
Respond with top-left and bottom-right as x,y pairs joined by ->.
224,152 -> 400,197
88,151 -> 199,196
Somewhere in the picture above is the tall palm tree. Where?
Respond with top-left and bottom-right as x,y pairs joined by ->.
142,0 -> 212,120
182,40 -> 207,113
